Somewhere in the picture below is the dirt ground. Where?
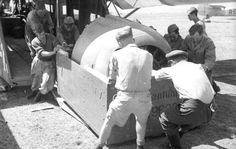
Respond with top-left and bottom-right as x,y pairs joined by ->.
0,61 -> 236,149
1,6 -> 236,149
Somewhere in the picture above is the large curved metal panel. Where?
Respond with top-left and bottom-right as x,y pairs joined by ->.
72,15 -> 171,65
92,28 -> 166,76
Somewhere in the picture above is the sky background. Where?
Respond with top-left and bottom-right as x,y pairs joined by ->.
109,2 -> 236,14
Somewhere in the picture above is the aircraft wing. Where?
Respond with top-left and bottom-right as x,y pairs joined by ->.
113,0 -> 236,9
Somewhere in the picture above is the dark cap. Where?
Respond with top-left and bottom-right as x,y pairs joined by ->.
116,26 -> 133,41
168,24 -> 179,33
166,50 -> 188,59
187,7 -> 198,15
64,16 -> 74,24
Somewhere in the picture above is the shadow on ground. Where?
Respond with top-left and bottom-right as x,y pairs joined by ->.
213,59 -> 236,85
0,112 -> 20,149
182,93 -> 236,149
0,86 -> 58,110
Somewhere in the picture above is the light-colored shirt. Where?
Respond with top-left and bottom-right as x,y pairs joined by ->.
109,44 -> 153,92
153,60 -> 215,104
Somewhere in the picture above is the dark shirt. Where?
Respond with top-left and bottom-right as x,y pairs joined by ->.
164,34 -> 183,50
182,35 -> 216,71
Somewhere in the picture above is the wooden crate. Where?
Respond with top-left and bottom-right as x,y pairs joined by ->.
56,52 -> 179,145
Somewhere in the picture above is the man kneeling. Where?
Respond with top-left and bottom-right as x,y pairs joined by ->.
153,50 -> 215,149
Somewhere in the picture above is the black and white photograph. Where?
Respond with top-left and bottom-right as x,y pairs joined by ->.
0,0 -> 236,149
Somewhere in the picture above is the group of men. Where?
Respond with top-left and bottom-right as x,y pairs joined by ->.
25,0 -> 79,102
164,7 -> 220,93
96,7 -> 218,149
23,1 -> 218,148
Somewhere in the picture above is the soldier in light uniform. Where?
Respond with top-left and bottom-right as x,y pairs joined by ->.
96,26 -> 153,149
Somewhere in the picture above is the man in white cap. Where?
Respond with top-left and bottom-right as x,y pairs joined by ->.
57,16 -> 80,52
153,50 -> 215,149
95,26 -> 153,149
187,7 -> 206,35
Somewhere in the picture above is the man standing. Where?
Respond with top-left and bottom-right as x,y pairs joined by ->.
182,24 -> 220,93
95,26 -> 153,149
187,7 -> 206,35
25,0 -> 54,58
27,24 -> 61,102
164,24 -> 183,50
153,50 -> 215,149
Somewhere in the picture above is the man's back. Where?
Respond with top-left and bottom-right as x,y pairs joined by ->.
110,44 -> 153,92
157,60 -> 215,104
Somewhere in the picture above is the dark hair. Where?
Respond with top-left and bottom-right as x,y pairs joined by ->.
190,9 -> 198,16
174,29 -> 179,34
189,24 -> 203,36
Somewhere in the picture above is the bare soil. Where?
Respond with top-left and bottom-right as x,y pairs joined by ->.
0,60 -> 236,149
1,9 -> 236,149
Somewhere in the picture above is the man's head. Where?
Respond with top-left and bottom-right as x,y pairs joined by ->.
32,0 -> 45,10
166,50 -> 188,66
116,26 -> 134,48
63,16 -> 75,31
189,24 -> 204,42
33,23 -> 45,41
187,7 -> 198,21
167,24 -> 179,41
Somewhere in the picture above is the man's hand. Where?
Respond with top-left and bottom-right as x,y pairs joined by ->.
201,64 -> 209,72
68,44 -> 74,48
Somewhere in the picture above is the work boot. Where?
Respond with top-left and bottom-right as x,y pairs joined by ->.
167,134 -> 182,149
27,90 -> 38,99
137,145 -> 144,149
34,92 -> 42,102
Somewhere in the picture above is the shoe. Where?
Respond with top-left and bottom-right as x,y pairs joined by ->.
137,145 -> 144,149
27,90 -> 38,99
34,92 -> 42,102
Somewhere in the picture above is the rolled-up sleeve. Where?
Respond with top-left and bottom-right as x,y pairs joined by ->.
152,68 -> 171,80
31,38 -> 43,54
